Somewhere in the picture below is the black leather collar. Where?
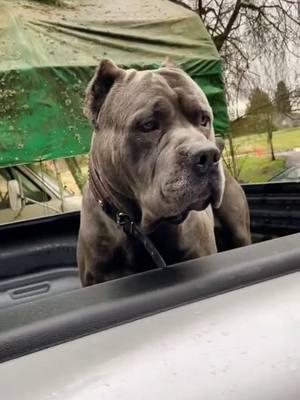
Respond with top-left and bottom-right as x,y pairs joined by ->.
88,158 -> 167,269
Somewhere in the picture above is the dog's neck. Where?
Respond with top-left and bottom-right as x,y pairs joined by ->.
89,156 -> 142,223
89,155 -> 171,269
89,156 -> 183,241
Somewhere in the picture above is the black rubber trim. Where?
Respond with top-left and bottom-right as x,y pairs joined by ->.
242,182 -> 300,235
0,210 -> 80,234
0,233 -> 300,364
0,212 -> 79,279
0,268 -> 80,309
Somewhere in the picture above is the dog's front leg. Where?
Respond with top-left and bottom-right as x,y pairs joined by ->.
77,232 -> 133,286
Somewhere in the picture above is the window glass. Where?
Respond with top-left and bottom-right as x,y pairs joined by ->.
12,169 -> 50,203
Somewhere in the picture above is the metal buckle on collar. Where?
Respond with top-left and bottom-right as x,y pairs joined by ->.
116,212 -> 134,235
116,212 -> 167,269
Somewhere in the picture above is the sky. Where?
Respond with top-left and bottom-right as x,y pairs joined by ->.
177,0 -> 300,117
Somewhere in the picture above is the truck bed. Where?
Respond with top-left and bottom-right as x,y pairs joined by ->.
0,181 -> 299,309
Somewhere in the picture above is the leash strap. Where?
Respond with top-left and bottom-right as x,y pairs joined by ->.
89,161 -> 167,269
116,213 -> 167,269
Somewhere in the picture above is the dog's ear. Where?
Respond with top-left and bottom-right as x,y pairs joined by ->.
84,59 -> 124,127
161,57 -> 177,69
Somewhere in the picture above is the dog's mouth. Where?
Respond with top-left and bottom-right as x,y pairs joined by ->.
157,195 -> 212,228
163,209 -> 191,225
147,212 -> 188,233
141,178 -> 223,233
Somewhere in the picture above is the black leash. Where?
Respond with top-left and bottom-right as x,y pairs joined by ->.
89,160 -> 167,270
115,212 -> 167,269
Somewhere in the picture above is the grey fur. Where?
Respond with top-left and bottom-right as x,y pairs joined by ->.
77,60 -> 250,286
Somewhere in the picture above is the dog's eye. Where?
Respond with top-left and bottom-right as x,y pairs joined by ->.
190,110 -> 210,128
140,119 -> 160,133
199,114 -> 210,127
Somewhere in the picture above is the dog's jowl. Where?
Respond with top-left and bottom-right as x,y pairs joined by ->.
77,59 -> 250,286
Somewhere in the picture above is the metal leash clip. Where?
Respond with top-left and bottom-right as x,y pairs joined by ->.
116,212 -> 134,235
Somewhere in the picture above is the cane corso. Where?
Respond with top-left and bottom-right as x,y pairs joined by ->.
77,60 -> 251,286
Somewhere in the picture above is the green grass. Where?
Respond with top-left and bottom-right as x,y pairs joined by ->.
224,127 -> 299,183
226,127 -> 300,155
237,156 -> 286,183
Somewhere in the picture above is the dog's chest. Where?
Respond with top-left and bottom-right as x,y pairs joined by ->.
127,225 -> 187,270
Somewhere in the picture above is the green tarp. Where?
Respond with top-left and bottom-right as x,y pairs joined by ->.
0,0 -> 229,167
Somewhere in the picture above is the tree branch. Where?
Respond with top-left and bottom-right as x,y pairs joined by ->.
214,0 -> 243,50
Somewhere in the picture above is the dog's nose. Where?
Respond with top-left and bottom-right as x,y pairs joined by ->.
194,146 -> 220,175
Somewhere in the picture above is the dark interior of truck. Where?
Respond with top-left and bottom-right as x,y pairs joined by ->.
1,181 -> 299,306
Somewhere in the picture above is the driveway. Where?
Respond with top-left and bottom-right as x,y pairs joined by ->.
276,149 -> 300,167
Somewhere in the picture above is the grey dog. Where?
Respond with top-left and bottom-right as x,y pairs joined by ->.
77,59 -> 251,286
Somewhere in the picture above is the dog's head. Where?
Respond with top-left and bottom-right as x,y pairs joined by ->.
85,59 -> 225,232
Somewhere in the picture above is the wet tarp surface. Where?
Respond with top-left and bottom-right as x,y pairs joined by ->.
0,0 -> 229,167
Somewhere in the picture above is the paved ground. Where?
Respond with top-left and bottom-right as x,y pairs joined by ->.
276,150 -> 300,167
225,149 -> 300,167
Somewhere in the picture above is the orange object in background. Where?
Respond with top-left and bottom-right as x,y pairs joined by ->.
256,148 -> 264,157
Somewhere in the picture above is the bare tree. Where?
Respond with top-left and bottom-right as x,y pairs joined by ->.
171,1 -> 300,108
172,1 -> 299,178
65,157 -> 86,193
222,133 -> 250,181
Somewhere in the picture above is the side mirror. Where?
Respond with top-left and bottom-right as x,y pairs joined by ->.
8,179 -> 23,211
